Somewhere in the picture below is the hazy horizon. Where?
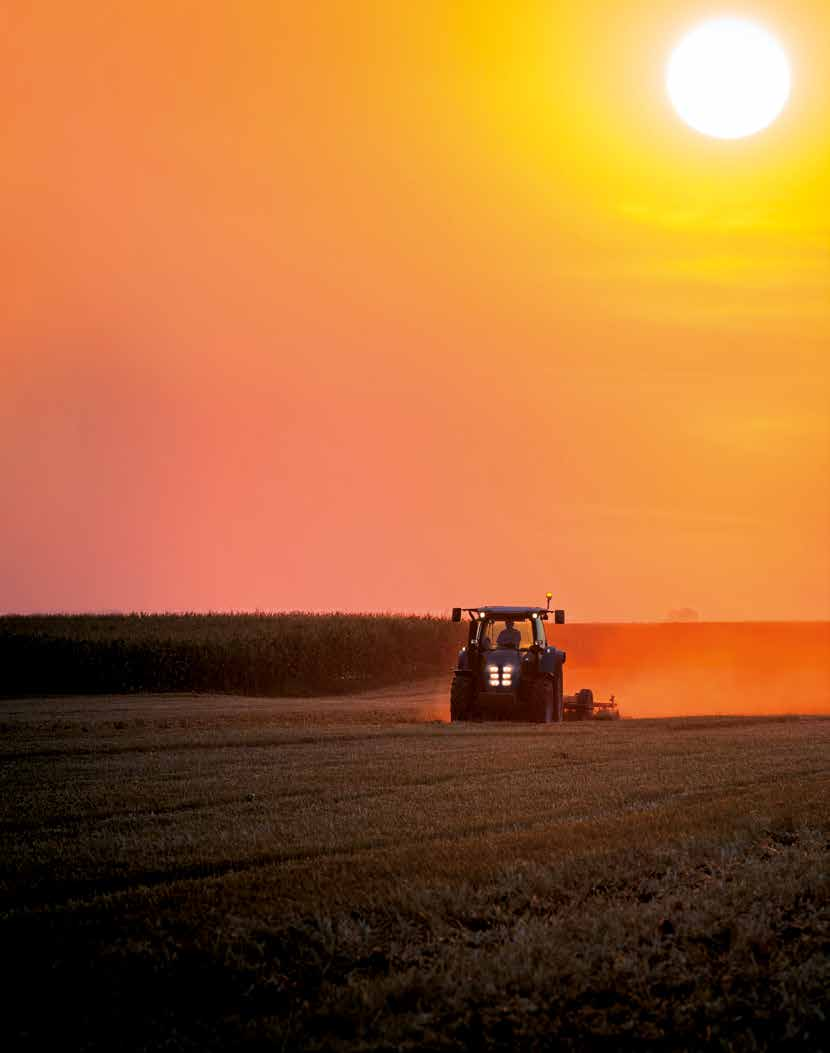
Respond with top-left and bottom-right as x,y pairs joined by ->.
3,609 -> 829,625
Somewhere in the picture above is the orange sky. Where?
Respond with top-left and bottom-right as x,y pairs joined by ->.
2,1 -> 828,619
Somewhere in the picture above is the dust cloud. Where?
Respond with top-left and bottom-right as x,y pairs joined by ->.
422,623 -> 830,720
556,623 -> 830,719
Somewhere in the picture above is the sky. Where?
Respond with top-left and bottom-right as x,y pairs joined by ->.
2,1 -> 828,620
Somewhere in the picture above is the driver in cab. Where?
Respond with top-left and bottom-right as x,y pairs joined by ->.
496,619 -> 522,649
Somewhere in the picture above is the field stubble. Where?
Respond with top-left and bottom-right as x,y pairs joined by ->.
1,684 -> 828,1051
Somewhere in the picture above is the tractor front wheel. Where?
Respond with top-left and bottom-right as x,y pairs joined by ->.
450,674 -> 474,722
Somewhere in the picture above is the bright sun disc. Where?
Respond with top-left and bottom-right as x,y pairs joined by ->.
667,19 -> 791,139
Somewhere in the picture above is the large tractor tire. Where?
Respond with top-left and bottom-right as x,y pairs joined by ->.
530,670 -> 563,723
553,668 -> 564,722
450,674 -> 474,722
529,677 -> 552,723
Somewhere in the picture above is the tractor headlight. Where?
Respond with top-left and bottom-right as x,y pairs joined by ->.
487,664 -> 514,687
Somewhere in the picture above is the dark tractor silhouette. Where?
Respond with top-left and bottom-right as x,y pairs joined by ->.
450,595 -> 615,723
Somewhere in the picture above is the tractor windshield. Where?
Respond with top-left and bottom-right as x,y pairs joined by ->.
478,618 -> 534,651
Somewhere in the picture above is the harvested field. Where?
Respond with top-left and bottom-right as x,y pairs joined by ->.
2,686 -> 828,1051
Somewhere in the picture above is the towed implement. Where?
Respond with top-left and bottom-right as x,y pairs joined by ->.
563,689 -> 620,721
450,595 -> 617,724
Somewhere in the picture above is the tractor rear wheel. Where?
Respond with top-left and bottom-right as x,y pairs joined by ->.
528,673 -> 556,724
553,668 -> 564,722
450,674 -> 474,722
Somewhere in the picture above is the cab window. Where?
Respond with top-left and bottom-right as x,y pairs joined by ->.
478,618 -> 534,650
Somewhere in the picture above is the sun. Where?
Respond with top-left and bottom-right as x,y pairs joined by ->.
667,18 -> 791,140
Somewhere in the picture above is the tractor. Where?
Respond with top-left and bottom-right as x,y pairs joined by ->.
449,595 -> 611,723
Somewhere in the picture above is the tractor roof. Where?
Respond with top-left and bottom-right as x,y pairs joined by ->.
479,605 -> 545,617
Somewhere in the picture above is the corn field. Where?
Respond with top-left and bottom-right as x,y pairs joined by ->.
0,614 -> 467,697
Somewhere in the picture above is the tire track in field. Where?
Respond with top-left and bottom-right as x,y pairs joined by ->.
0,758 -> 591,836
3,768 -> 827,916
0,724 -> 463,763
0,719 -> 619,763
0,792 -> 279,835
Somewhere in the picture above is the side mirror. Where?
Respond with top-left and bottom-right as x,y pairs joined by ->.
451,608 -> 462,623
554,609 -> 565,624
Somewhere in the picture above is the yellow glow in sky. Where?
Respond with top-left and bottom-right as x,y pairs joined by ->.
667,19 -> 791,139
0,1 -> 828,619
